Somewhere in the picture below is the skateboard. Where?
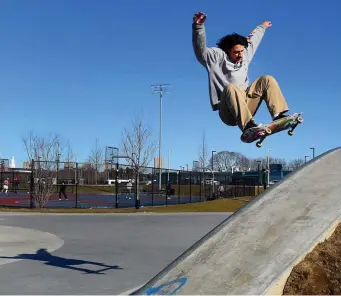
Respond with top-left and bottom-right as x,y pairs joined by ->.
241,112 -> 303,148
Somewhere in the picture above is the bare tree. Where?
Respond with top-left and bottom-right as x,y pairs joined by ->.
212,151 -> 238,171
211,151 -> 251,172
238,154 -> 250,171
121,113 -> 157,208
270,157 -> 287,167
64,140 -> 75,163
288,158 -> 305,169
22,131 -> 63,208
248,158 -> 264,171
88,138 -> 103,185
198,130 -> 209,171
192,160 -> 201,172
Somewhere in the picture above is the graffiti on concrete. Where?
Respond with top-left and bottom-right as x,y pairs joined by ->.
145,277 -> 188,295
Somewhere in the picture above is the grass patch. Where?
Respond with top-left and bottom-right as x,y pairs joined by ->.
0,198 -> 251,214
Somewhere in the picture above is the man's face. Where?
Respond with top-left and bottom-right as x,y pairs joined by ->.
228,45 -> 245,63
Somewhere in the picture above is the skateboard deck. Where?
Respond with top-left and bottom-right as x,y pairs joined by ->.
241,112 -> 303,147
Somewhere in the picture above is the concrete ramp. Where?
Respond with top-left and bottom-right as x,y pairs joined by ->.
132,147 -> 341,295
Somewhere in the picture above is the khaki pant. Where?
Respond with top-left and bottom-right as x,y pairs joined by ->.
218,75 -> 289,131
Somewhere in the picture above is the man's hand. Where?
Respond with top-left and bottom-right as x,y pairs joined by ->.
261,20 -> 272,28
193,12 -> 207,24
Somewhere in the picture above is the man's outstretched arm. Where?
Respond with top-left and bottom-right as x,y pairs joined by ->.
192,12 -> 208,65
192,12 -> 221,66
246,20 -> 272,61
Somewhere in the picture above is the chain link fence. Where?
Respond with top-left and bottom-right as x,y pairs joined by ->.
0,159 -> 262,209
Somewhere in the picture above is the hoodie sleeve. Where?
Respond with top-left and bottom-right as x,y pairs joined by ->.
192,23 -> 223,66
246,24 -> 267,61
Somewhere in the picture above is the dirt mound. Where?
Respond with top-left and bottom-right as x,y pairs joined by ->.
283,223 -> 341,295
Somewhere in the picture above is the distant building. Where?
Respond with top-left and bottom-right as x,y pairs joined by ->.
64,162 -> 75,169
9,156 -> 15,168
269,164 -> 283,172
82,162 -> 93,169
23,161 -> 31,169
154,157 -> 164,169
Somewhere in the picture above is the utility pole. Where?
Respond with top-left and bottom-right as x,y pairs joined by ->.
211,150 -> 216,199
267,149 -> 271,185
167,149 -> 170,183
151,84 -> 170,190
256,160 -> 262,195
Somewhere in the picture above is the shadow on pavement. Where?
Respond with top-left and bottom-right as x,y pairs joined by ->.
0,248 -> 123,274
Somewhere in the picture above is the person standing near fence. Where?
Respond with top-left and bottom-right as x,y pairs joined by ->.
262,169 -> 268,190
166,181 -> 172,199
126,180 -> 133,199
59,181 -> 68,201
13,175 -> 19,194
218,184 -> 224,198
2,178 -> 9,195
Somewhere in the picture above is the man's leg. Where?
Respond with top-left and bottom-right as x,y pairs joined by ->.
246,75 -> 289,120
219,84 -> 255,131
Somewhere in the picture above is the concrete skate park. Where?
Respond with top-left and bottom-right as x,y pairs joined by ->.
0,147 -> 340,295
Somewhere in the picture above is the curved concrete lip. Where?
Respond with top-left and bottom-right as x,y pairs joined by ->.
132,147 -> 341,295
0,225 -> 64,266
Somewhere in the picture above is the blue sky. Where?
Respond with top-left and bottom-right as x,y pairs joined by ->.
0,0 -> 340,169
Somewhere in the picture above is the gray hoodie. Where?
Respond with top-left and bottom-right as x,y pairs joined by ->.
192,23 -> 266,111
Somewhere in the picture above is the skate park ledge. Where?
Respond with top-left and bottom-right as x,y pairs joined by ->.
127,146 -> 341,295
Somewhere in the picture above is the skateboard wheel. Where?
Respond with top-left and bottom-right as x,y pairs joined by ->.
256,141 -> 263,147
265,128 -> 272,135
297,117 -> 303,123
288,130 -> 294,136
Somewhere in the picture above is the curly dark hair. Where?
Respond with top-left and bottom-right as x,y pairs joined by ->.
216,33 -> 249,53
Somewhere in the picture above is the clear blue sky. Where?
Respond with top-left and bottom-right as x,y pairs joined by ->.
0,0 -> 340,169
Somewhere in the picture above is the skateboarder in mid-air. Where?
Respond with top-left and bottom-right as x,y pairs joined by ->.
192,12 -> 290,134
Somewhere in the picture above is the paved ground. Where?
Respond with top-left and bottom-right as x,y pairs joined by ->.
0,212 -> 229,294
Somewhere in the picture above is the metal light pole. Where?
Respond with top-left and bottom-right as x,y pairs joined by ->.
167,149 -> 170,183
109,147 -> 119,180
193,160 -> 199,184
305,155 -> 310,163
211,151 -> 216,172
267,149 -> 271,185
310,147 -> 315,159
211,150 -> 216,198
151,84 -> 170,190
56,153 -> 61,185
256,160 -> 262,194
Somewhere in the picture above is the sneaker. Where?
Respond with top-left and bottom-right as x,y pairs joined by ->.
273,110 -> 289,121
243,118 -> 261,132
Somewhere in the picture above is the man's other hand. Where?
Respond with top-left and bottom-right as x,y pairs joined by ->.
261,20 -> 272,28
193,12 -> 207,24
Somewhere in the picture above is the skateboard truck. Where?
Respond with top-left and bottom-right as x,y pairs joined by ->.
288,116 -> 303,136
256,127 -> 272,148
